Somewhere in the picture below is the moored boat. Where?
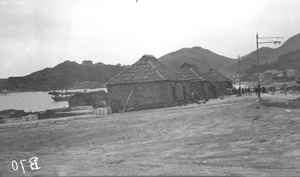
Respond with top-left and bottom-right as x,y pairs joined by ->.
48,91 -> 75,102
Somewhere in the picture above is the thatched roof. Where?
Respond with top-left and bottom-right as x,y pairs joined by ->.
106,55 -> 189,85
205,69 -> 233,83
69,90 -> 107,101
177,63 -> 212,82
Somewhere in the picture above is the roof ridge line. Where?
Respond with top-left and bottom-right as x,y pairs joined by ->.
105,67 -> 130,85
147,60 -> 165,80
189,67 -> 202,80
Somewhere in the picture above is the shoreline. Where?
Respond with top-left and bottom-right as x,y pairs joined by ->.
0,88 -> 107,112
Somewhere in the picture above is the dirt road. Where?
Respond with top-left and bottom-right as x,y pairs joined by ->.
1,94 -> 300,176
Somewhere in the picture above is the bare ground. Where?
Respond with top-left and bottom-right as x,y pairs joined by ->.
1,94 -> 300,176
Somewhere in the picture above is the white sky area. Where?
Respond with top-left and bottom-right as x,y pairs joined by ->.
0,0 -> 300,78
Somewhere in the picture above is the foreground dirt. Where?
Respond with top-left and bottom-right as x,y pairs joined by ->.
1,94 -> 300,176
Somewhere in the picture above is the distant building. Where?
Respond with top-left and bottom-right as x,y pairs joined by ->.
275,73 -> 283,77
287,69 -> 297,78
262,72 -> 273,84
82,60 -> 93,67
262,70 -> 282,84
273,73 -> 285,82
263,70 -> 281,75
282,69 -> 297,79
73,81 -> 99,89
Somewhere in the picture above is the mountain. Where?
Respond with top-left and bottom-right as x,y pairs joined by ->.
275,48 -> 300,71
0,61 -> 127,91
223,47 -> 274,75
241,48 -> 300,81
267,33 -> 300,63
158,46 -> 235,74
223,33 -> 300,75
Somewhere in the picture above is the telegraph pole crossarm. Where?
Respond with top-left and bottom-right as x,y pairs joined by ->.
256,33 -> 283,99
238,55 -> 241,97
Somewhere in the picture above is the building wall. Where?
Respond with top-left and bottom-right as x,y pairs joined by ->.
218,81 -> 233,95
210,81 -> 232,96
203,82 -> 218,98
211,82 -> 220,96
190,81 -> 217,99
218,82 -> 227,95
107,81 -> 190,113
166,81 -> 190,103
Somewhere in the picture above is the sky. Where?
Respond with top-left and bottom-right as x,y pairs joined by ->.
0,0 -> 300,78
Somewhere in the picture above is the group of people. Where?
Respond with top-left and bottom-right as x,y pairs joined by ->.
239,87 -> 252,95
238,86 -> 269,96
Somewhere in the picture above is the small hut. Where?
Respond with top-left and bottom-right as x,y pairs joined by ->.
178,63 -> 217,99
106,54 -> 190,113
68,90 -> 107,108
205,69 -> 233,96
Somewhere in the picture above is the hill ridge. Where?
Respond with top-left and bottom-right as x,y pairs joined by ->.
223,33 -> 300,75
159,46 -> 235,74
0,61 -> 127,91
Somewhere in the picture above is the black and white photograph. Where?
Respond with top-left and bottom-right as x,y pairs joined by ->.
1,0 -> 300,176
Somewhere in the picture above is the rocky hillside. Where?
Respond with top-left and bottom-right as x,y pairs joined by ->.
0,61 -> 127,91
224,33 -> 300,75
223,47 -> 274,75
275,47 -> 300,70
241,48 -> 300,81
159,46 -> 235,74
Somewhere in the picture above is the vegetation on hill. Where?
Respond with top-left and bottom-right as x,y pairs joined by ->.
241,48 -> 300,81
275,48 -> 300,70
159,46 -> 235,74
158,33 -> 300,76
223,47 -> 274,75
224,33 -> 300,75
0,61 -> 127,91
2,33 -> 300,91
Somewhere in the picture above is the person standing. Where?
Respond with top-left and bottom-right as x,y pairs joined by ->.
262,86 -> 266,94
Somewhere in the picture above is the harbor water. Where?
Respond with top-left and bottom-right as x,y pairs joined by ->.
0,88 -> 107,112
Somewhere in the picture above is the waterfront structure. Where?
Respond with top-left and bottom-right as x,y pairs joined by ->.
68,90 -> 107,108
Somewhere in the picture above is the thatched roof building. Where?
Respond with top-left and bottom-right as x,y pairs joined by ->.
178,63 -> 211,82
205,69 -> 233,83
107,55 -> 188,84
68,90 -> 107,108
205,69 -> 233,96
106,54 -> 190,113
178,63 -> 217,99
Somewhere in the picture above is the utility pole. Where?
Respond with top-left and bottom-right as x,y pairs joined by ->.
238,55 -> 241,96
256,33 -> 260,98
256,33 -> 283,99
